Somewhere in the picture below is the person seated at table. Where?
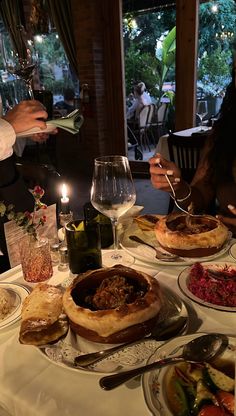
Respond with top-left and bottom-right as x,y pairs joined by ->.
0,100 -> 57,273
149,69 -> 236,237
126,82 -> 152,120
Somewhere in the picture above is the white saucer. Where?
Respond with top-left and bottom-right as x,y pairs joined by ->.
229,242 -> 236,261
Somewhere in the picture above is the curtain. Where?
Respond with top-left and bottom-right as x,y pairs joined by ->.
46,0 -> 79,79
0,0 -> 27,58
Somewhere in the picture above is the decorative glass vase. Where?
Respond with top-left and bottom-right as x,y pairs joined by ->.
19,235 -> 53,282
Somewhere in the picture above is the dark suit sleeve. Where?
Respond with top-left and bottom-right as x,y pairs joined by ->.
0,155 -> 34,211
0,156 -> 34,271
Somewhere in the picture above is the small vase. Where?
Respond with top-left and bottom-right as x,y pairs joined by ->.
19,235 -> 53,282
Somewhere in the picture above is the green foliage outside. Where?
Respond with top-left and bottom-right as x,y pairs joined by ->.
123,0 -> 236,104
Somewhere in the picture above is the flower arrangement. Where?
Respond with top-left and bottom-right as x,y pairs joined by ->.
0,186 -> 47,240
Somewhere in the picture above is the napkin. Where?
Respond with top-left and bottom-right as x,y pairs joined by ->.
47,110 -> 84,134
117,205 -> 144,236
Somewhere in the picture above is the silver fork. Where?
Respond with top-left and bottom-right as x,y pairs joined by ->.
129,235 -> 181,261
157,162 -> 197,217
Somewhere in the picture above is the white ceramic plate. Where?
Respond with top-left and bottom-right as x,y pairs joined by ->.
229,242 -> 236,261
0,282 -> 30,330
38,283 -> 189,375
121,222 -> 232,266
142,333 -> 236,416
16,123 -> 56,138
178,262 -> 236,312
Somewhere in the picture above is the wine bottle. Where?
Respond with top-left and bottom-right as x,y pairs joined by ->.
83,202 -> 113,249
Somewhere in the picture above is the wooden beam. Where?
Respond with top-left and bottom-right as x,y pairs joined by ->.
175,0 -> 199,131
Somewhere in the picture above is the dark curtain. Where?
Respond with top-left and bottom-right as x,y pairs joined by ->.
0,0 -> 27,58
46,0 -> 79,79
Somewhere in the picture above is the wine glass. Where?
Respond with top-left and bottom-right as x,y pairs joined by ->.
91,155 -> 136,266
196,100 -> 208,131
1,30 -> 37,100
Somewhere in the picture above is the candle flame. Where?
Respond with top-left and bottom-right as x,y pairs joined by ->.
61,183 -> 67,199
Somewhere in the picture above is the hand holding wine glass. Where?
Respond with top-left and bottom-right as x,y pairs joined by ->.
196,100 -> 208,131
91,155 -> 136,266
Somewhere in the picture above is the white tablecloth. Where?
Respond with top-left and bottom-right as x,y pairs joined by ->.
0,248 -> 235,416
156,127 -> 211,160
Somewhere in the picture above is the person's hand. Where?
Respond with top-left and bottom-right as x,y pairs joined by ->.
149,153 -> 181,192
228,204 -> 236,216
3,100 -> 48,134
30,128 -> 58,143
216,204 -> 236,236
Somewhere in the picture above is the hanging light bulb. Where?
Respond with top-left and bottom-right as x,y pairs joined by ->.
211,2 -> 218,13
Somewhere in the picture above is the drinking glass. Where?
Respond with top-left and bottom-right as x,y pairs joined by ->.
1,29 -> 37,100
91,155 -> 136,266
196,100 -> 208,131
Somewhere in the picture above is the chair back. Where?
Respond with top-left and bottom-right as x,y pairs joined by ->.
157,103 -> 168,124
138,105 -> 150,129
147,103 -> 155,125
16,162 -> 61,206
167,132 -> 208,183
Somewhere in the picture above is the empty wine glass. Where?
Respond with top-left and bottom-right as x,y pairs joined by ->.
1,28 -> 37,100
196,100 -> 208,131
91,155 -> 136,267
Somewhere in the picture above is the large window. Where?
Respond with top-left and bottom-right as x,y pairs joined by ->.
123,5 -> 176,162
197,0 -> 236,123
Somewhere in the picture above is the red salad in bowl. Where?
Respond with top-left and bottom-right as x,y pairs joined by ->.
187,263 -> 236,308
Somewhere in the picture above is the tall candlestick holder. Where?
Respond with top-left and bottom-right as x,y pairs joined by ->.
58,210 -> 73,271
59,210 -> 73,242
59,211 -> 73,229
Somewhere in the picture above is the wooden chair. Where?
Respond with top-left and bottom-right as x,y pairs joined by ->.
132,104 -> 156,152
146,103 -> 158,145
167,131 -> 208,212
16,162 -> 61,206
167,132 -> 208,183
157,102 -> 168,138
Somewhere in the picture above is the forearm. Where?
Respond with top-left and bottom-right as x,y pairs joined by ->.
174,179 -> 215,213
0,119 -> 16,161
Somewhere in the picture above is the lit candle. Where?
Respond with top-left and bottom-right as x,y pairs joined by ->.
61,183 -> 69,214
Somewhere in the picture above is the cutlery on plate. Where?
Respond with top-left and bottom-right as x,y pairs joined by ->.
74,315 -> 188,368
129,235 -> 181,261
99,333 -> 228,390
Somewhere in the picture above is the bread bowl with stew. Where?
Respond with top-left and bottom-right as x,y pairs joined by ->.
155,213 -> 228,258
63,265 -> 163,344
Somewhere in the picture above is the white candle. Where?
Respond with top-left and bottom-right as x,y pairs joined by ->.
61,183 -> 69,213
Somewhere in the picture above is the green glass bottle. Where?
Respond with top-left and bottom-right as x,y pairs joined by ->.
83,202 -> 113,249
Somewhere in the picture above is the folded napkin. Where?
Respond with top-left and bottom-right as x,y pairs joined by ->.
118,205 -> 144,237
47,110 -> 84,134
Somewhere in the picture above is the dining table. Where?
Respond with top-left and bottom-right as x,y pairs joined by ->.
0,239 -> 235,416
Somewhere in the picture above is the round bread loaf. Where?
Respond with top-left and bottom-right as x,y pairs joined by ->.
155,213 -> 229,257
63,265 -> 163,343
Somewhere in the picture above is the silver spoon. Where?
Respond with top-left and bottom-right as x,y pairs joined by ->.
129,235 -> 181,261
74,315 -> 188,368
99,333 -> 228,390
